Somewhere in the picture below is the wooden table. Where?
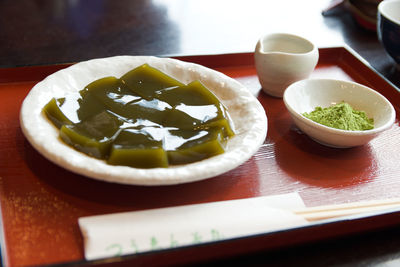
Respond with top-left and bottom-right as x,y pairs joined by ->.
1,0 -> 400,266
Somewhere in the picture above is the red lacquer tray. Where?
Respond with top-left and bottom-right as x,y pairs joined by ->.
1,47 -> 400,267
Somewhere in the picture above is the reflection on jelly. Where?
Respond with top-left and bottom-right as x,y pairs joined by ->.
42,63 -> 235,168
106,92 -> 141,105
58,93 -> 82,123
175,104 -> 218,122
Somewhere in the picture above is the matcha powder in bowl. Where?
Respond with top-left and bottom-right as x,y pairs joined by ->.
283,78 -> 395,148
302,102 -> 374,131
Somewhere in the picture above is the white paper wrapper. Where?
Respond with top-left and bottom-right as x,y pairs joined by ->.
78,193 -> 308,260
20,56 -> 268,185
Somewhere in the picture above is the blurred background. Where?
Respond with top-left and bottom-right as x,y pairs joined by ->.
1,0 -> 398,84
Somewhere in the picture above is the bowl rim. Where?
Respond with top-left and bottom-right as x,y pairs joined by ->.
378,0 -> 400,26
283,78 -> 396,136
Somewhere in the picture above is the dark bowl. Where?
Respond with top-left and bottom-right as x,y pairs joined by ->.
346,0 -> 382,31
377,0 -> 400,65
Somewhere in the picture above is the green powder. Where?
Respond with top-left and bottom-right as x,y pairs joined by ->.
302,102 -> 374,131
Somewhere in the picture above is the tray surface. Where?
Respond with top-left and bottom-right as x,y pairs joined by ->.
1,47 -> 400,267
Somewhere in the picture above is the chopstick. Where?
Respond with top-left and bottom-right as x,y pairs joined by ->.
294,198 -> 400,222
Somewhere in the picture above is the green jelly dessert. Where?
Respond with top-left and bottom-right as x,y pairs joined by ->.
42,63 -> 235,168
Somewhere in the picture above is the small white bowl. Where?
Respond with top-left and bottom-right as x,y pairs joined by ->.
283,79 -> 396,148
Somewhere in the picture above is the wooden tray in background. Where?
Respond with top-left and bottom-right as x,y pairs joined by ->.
1,47 -> 400,267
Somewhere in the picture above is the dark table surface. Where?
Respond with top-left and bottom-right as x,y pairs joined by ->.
1,0 -> 400,266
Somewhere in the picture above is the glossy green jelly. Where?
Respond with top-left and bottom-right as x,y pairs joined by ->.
42,63 -> 234,168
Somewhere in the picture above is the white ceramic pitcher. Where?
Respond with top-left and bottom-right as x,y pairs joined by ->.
254,33 -> 319,97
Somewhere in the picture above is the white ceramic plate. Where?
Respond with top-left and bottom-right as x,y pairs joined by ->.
20,56 -> 268,185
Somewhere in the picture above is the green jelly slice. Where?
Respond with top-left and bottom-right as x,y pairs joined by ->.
120,64 -> 185,99
156,80 -> 220,106
157,80 -> 234,131
108,128 -> 168,168
59,111 -> 123,158
43,98 -> 72,129
166,128 -> 225,165
81,76 -> 140,118
198,117 -> 235,138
